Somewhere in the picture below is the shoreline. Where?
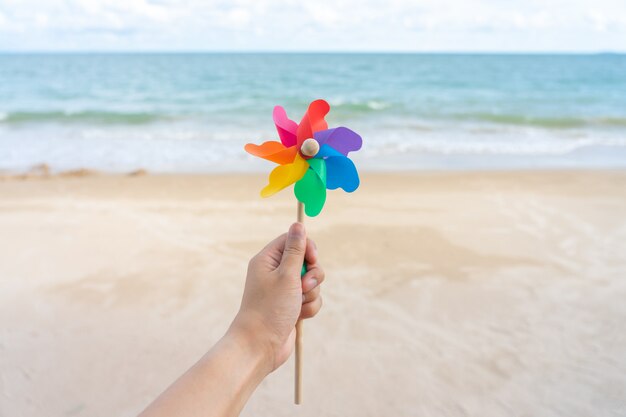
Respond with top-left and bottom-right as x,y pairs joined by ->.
3,163 -> 626,178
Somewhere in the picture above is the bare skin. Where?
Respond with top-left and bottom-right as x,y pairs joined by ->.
139,222 -> 324,417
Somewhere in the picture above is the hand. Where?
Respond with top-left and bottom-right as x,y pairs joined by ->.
140,223 -> 324,417
231,222 -> 325,373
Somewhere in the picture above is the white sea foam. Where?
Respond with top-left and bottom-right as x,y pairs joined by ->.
364,132 -> 626,156
1,121 -> 626,174
366,100 -> 391,110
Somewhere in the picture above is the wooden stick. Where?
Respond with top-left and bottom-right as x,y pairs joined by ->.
295,201 -> 304,404
295,319 -> 303,404
297,201 -> 304,224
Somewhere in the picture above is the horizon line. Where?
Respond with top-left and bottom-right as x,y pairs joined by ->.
1,50 -> 625,55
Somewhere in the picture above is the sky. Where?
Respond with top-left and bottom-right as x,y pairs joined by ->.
0,0 -> 625,52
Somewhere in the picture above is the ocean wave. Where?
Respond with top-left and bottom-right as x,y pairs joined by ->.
2,122 -> 626,174
327,98 -> 392,112
360,129 -> 626,157
0,110 -> 170,125
453,113 -> 626,129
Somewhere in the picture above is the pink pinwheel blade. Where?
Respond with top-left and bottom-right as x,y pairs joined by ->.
273,106 -> 298,147
313,127 -> 362,156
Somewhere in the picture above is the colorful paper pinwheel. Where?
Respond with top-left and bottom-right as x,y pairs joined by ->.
244,99 -> 362,216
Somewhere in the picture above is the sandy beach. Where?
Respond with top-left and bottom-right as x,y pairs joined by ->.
1,170 -> 626,417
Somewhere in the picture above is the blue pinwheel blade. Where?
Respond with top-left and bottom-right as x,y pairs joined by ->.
315,143 -> 342,159
325,155 -> 360,192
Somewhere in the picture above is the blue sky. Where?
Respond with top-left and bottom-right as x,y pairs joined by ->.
0,0 -> 625,52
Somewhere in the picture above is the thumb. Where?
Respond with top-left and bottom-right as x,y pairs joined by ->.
279,222 -> 306,277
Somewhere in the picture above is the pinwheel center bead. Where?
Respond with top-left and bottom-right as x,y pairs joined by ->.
300,138 -> 320,157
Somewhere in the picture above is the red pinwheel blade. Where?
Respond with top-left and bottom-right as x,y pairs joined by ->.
296,99 -> 330,146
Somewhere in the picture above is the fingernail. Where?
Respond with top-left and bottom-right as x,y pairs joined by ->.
302,294 -> 306,302
289,222 -> 305,239
305,278 -> 318,292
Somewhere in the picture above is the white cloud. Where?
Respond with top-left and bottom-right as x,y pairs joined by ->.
303,3 -> 340,27
224,8 -> 252,28
0,0 -> 624,51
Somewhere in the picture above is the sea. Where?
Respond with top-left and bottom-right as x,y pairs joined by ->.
1,53 -> 625,173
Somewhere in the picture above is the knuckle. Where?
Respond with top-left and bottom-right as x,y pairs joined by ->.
311,286 -> 321,298
284,245 -> 304,256
317,267 -> 325,282
301,305 -> 312,318
247,255 -> 258,269
304,287 -> 319,302
303,297 -> 322,318
277,266 -> 296,280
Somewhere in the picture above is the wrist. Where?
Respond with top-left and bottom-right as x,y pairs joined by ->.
227,312 -> 275,377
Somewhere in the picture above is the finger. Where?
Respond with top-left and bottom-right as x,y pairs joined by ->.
261,233 -> 287,253
278,222 -> 307,278
300,296 -> 322,319
301,273 -> 320,292
305,243 -> 317,266
302,286 -> 320,303
302,265 -> 325,289
251,233 -> 288,270
305,238 -> 318,266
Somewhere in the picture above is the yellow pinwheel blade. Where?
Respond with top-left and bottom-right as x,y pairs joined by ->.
261,154 -> 309,198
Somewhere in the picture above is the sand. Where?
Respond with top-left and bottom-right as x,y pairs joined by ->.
1,171 -> 626,417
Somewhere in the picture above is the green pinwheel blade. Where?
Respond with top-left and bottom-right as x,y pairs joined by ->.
294,158 -> 327,217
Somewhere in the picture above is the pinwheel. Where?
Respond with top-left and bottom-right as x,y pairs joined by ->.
244,99 -> 362,217
244,99 -> 363,405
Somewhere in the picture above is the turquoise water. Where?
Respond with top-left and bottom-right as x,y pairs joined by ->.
1,53 -> 626,172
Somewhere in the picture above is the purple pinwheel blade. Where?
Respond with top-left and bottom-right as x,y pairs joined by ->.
313,127 -> 362,156
325,155 -> 360,192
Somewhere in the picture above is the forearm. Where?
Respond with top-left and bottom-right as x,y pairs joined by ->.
139,324 -> 271,417
139,225 -> 322,416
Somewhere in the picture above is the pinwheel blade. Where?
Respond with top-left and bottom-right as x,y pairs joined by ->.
315,143 -> 342,159
261,153 -> 309,198
273,106 -> 298,147
245,141 -> 297,165
325,155 -> 360,192
314,127 -> 362,156
294,158 -> 327,217
296,99 -> 330,146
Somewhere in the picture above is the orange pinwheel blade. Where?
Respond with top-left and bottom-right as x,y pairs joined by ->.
296,99 -> 330,146
261,153 -> 309,198
245,141 -> 298,165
